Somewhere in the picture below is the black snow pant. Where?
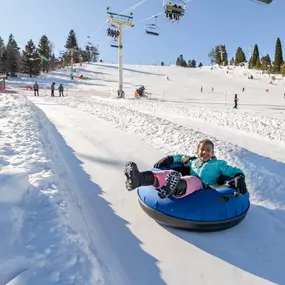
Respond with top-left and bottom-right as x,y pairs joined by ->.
51,90 -> 55,97
34,89 -> 39,96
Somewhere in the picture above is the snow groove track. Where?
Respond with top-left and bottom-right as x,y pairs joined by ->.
99,98 -> 285,144
44,97 -> 285,209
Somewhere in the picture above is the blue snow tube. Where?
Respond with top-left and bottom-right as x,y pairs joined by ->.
137,163 -> 250,231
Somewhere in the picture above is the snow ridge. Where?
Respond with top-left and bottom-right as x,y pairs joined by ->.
0,94 -> 105,285
95,97 -> 285,144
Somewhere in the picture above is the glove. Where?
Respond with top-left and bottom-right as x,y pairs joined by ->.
153,156 -> 174,168
228,174 -> 247,194
181,155 -> 197,164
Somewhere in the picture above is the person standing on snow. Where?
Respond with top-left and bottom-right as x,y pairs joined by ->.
51,82 -> 55,97
33,81 -> 39,96
234,94 -> 238,109
58,84 -> 64,97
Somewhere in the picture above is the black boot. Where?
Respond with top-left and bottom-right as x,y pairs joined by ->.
158,171 -> 187,199
124,161 -> 155,191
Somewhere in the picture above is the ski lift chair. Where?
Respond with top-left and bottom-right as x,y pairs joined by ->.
164,1 -> 185,18
255,0 -> 272,3
146,24 -> 159,36
110,38 -> 119,48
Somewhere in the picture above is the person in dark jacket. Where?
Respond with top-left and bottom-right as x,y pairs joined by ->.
58,84 -> 64,97
51,82 -> 55,97
33,81 -> 39,96
234,94 -> 238,109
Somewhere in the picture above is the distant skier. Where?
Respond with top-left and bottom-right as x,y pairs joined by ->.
233,94 -> 238,109
33,81 -> 39,96
242,87 -> 245,92
58,84 -> 64,97
201,86 -> 203,92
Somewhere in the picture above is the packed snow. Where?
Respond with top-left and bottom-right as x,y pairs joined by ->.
1,62 -> 285,285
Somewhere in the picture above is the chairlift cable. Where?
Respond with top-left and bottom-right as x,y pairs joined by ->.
121,0 -> 147,14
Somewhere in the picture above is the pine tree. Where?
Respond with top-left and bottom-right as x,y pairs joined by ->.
251,44 -> 260,68
65,30 -> 79,63
22,39 -> 40,77
248,57 -> 253,69
49,53 -> 57,71
281,62 -> 285,77
0,37 -> 4,56
181,60 -> 187,67
255,58 -> 261,69
0,37 -> 6,73
261,54 -> 271,72
235,47 -> 246,65
198,62 -> 203,67
214,45 -> 228,66
89,45 -> 99,62
191,59 -> 196,68
6,34 -> 21,76
176,55 -> 187,67
61,52 -> 70,67
80,47 -> 89,63
273,37 -> 283,73
215,46 -> 222,65
84,45 -> 90,62
65,30 -> 78,50
38,35 -> 50,72
223,45 -> 228,66
266,54 -> 272,66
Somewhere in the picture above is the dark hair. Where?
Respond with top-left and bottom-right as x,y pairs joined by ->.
197,139 -> 214,151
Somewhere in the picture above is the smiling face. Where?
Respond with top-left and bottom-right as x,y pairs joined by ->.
197,142 -> 214,162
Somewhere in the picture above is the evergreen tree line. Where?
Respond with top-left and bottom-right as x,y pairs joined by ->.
0,30 -> 99,77
176,55 -> 203,68
208,37 -> 285,76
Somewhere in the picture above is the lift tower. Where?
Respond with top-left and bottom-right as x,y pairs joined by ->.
107,8 -> 134,98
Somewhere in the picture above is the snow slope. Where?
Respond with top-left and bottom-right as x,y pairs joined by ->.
2,62 -> 285,284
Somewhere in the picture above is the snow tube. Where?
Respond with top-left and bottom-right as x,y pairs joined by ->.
137,164 -> 250,232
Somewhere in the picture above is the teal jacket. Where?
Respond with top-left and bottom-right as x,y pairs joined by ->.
172,154 -> 244,186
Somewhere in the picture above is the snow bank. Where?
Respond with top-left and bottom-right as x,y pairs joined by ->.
0,94 -> 105,285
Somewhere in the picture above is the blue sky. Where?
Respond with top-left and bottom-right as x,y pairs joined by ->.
0,0 -> 284,65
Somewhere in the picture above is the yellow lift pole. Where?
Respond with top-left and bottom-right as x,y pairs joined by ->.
107,10 -> 134,98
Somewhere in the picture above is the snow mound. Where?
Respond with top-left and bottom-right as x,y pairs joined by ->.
0,93 -> 105,285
